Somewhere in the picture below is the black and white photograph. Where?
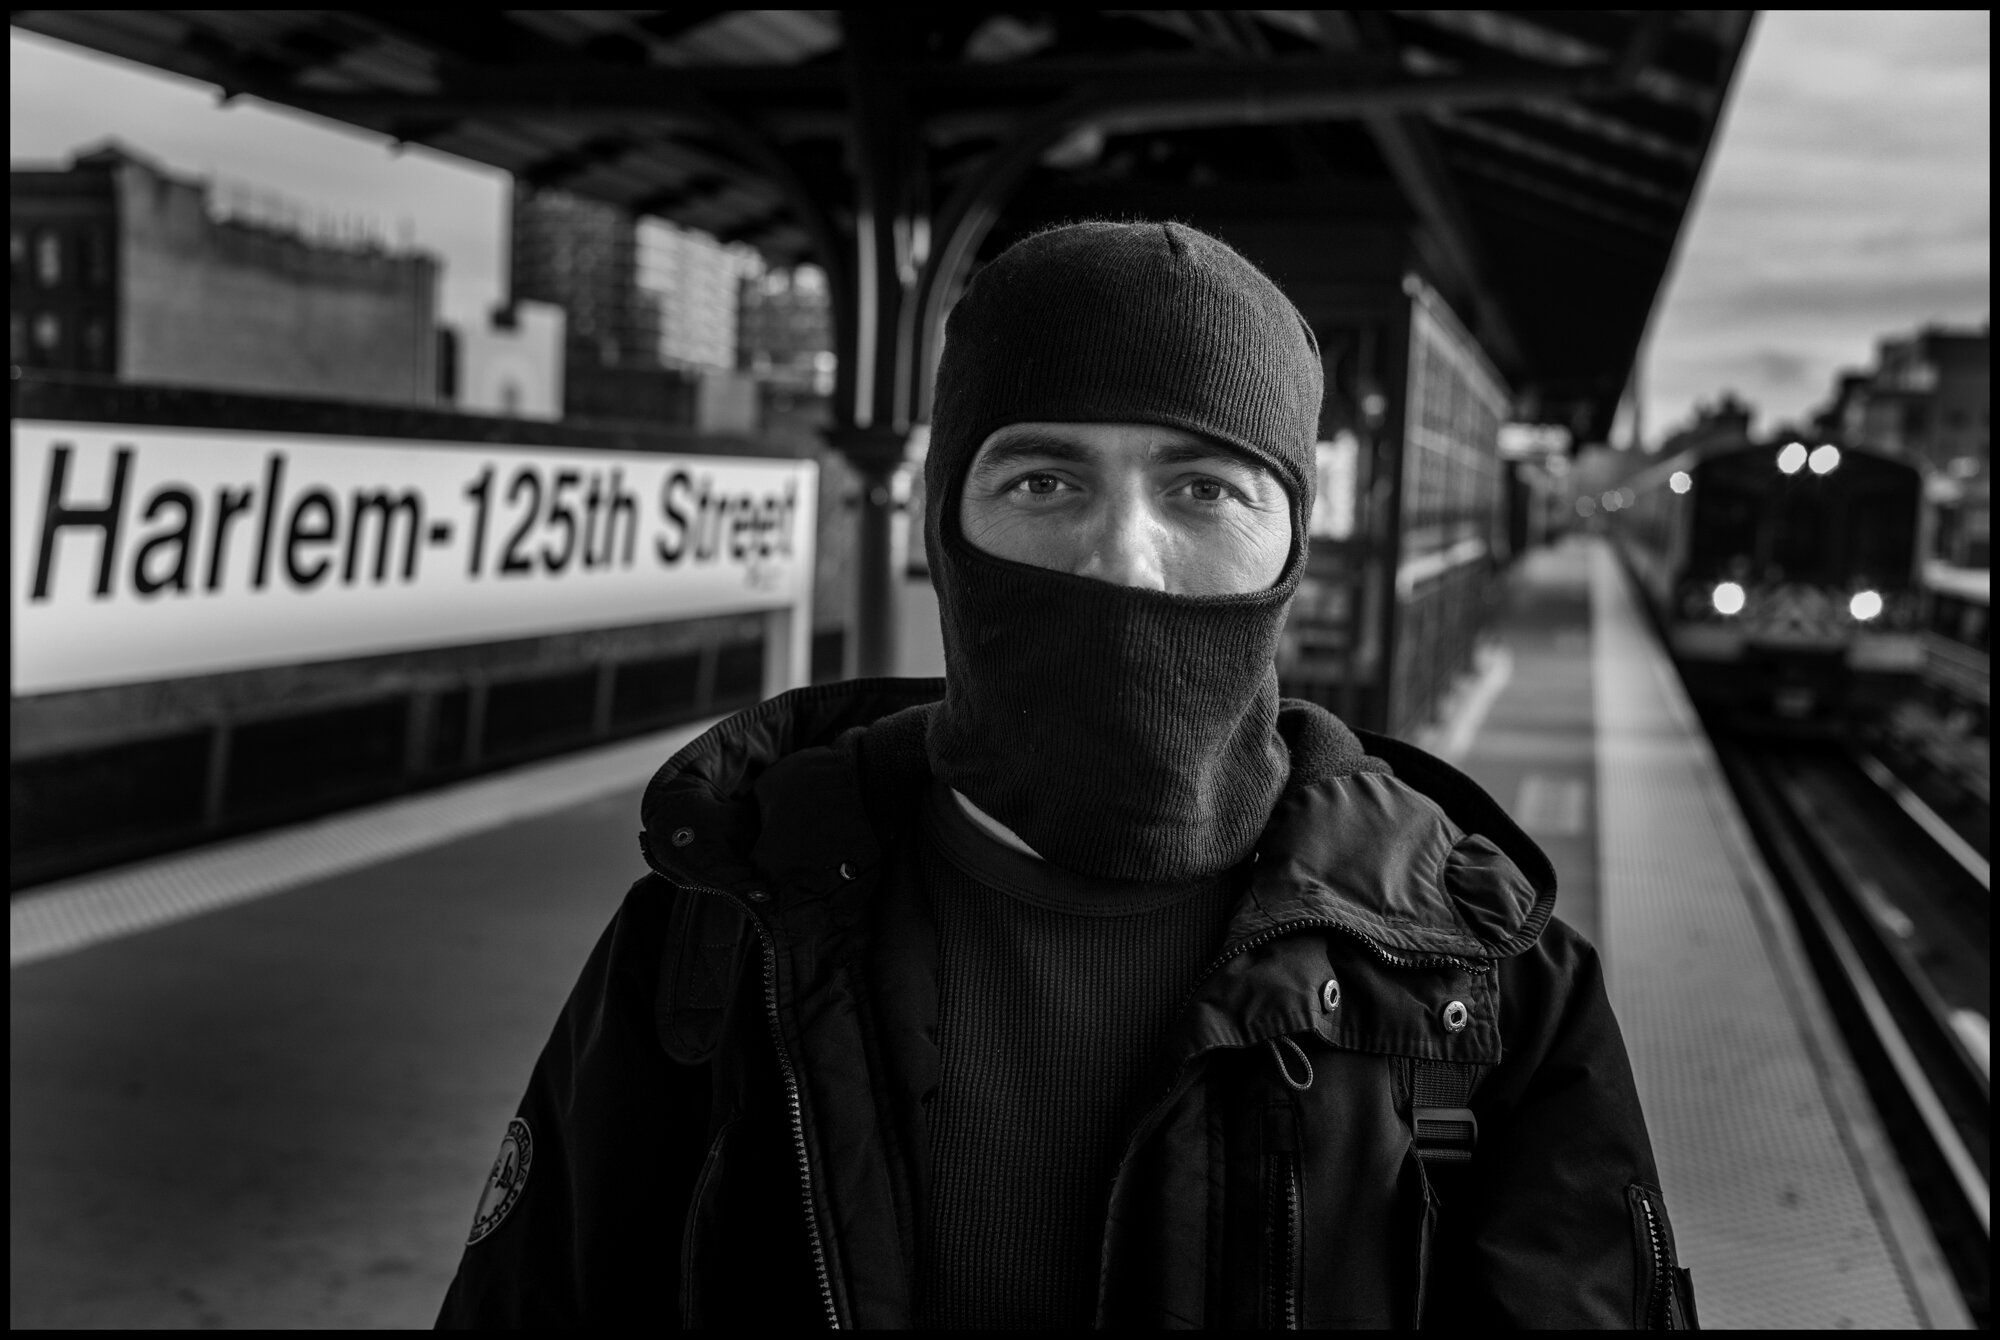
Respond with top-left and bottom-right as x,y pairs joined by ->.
9,10 -> 1989,1329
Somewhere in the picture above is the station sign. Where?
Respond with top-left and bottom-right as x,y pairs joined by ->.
11,420 -> 817,696
1498,423 -> 1572,460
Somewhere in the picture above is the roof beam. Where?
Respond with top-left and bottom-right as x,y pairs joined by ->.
226,49 -> 1597,119
1430,111 -> 1687,208
1310,10 -> 1527,378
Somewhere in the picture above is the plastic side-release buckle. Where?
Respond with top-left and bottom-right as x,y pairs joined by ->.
1413,1107 -> 1478,1164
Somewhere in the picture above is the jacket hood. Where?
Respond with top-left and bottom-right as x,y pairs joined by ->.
640,678 -> 1555,964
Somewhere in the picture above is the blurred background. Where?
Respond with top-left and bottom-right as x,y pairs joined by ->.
10,10 -> 1989,1329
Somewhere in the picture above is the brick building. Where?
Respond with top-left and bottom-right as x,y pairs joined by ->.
10,142 -> 440,406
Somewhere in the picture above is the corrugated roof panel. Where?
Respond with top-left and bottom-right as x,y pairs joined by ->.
502,10 -> 619,48
667,9 -> 840,66
180,9 -> 303,45
1398,9 -> 1602,67
327,34 -> 440,94
430,120 -> 547,170
1432,111 -> 1685,207
1515,98 -> 1701,165
960,14 -> 1061,63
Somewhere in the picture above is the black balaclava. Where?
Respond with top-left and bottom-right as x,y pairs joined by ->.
924,221 -> 1323,882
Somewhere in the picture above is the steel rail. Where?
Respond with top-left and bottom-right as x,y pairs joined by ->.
1717,738 -> 1990,1254
1852,750 -> 1990,896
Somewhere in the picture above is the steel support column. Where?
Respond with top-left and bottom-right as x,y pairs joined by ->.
832,12 -> 925,677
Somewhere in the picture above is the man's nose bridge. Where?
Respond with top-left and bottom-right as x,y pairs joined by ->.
1081,486 -> 1168,588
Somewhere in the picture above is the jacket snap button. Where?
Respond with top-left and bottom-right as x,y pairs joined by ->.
1441,999 -> 1470,1032
746,888 -> 770,903
1320,976 -> 1341,1012
671,827 -> 695,848
838,861 -> 858,881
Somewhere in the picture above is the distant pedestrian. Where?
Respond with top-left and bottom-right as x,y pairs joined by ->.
436,220 -> 1695,1329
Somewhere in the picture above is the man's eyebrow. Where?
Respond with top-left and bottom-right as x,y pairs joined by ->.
1149,440 -> 1274,476
970,432 -> 1275,479
968,432 -> 1094,476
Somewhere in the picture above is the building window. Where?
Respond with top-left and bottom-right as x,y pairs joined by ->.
85,228 -> 112,287
9,228 -> 25,273
83,317 -> 109,371
32,311 -> 60,353
10,312 -> 24,363
35,230 -> 62,287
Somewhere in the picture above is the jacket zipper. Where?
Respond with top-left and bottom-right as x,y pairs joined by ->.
1638,1193 -> 1672,1328
1266,1149 -> 1300,1328
642,839 -> 842,1329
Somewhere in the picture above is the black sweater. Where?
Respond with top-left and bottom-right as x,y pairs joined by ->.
917,781 -> 1242,1328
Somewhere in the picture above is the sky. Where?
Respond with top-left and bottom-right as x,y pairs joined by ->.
1639,10 -> 1989,439
9,13 -> 1991,442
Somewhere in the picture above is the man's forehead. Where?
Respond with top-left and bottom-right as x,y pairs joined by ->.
974,423 -> 1275,474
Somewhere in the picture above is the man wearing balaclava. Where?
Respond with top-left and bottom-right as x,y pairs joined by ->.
438,221 -> 1694,1330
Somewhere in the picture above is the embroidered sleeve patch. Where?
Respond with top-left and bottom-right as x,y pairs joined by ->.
467,1117 -> 533,1246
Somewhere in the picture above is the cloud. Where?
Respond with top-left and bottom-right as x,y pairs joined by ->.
1645,11 -> 1990,436
1737,348 -> 1812,387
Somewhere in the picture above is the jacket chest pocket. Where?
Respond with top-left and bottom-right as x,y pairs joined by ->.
680,1120 -> 739,1328
1217,1046 -> 1434,1329
678,1116 -> 828,1328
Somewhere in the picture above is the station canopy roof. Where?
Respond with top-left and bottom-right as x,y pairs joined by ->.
12,9 -> 1754,442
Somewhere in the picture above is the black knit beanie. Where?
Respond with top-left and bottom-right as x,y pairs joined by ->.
924,221 -> 1324,882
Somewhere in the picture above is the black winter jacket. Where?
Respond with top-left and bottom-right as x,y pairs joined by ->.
436,678 -> 1696,1329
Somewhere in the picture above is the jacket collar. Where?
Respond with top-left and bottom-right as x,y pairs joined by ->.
640,678 -> 1555,964
639,677 -> 945,894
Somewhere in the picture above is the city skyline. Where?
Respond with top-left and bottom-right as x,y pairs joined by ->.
10,12 -> 1991,442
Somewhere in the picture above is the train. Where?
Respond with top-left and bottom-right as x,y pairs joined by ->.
1614,438 -> 1927,719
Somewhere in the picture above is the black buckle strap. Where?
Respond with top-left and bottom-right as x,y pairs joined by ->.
1413,1106 -> 1478,1164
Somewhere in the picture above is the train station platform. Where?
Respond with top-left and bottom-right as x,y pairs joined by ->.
8,536 -> 1974,1329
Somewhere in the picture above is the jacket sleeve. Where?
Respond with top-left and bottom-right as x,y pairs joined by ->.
1429,916 -> 1696,1329
435,875 -> 712,1328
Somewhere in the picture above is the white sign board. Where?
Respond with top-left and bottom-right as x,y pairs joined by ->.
11,420 -> 817,696
1309,432 -> 1360,541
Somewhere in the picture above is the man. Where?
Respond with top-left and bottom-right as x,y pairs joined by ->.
436,221 -> 1696,1329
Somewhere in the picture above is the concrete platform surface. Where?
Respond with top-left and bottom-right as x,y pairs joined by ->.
11,732 -> 698,1329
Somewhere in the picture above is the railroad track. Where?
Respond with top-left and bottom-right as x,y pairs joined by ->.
1711,729 -> 1990,1327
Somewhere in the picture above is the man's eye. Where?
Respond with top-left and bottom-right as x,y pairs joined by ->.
1187,479 -> 1230,502
1017,473 -> 1064,496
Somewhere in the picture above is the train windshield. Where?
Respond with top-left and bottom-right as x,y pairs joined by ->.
1689,447 -> 1921,588
1764,473 -> 1918,585
1767,488 -> 1827,580
1840,475 -> 1920,586
1689,482 -> 1760,578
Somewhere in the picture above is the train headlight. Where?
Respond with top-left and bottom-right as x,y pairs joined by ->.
1777,442 -> 1808,474
1669,471 -> 1692,495
1809,444 -> 1841,475
1849,589 -> 1882,621
1712,581 -> 1746,616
